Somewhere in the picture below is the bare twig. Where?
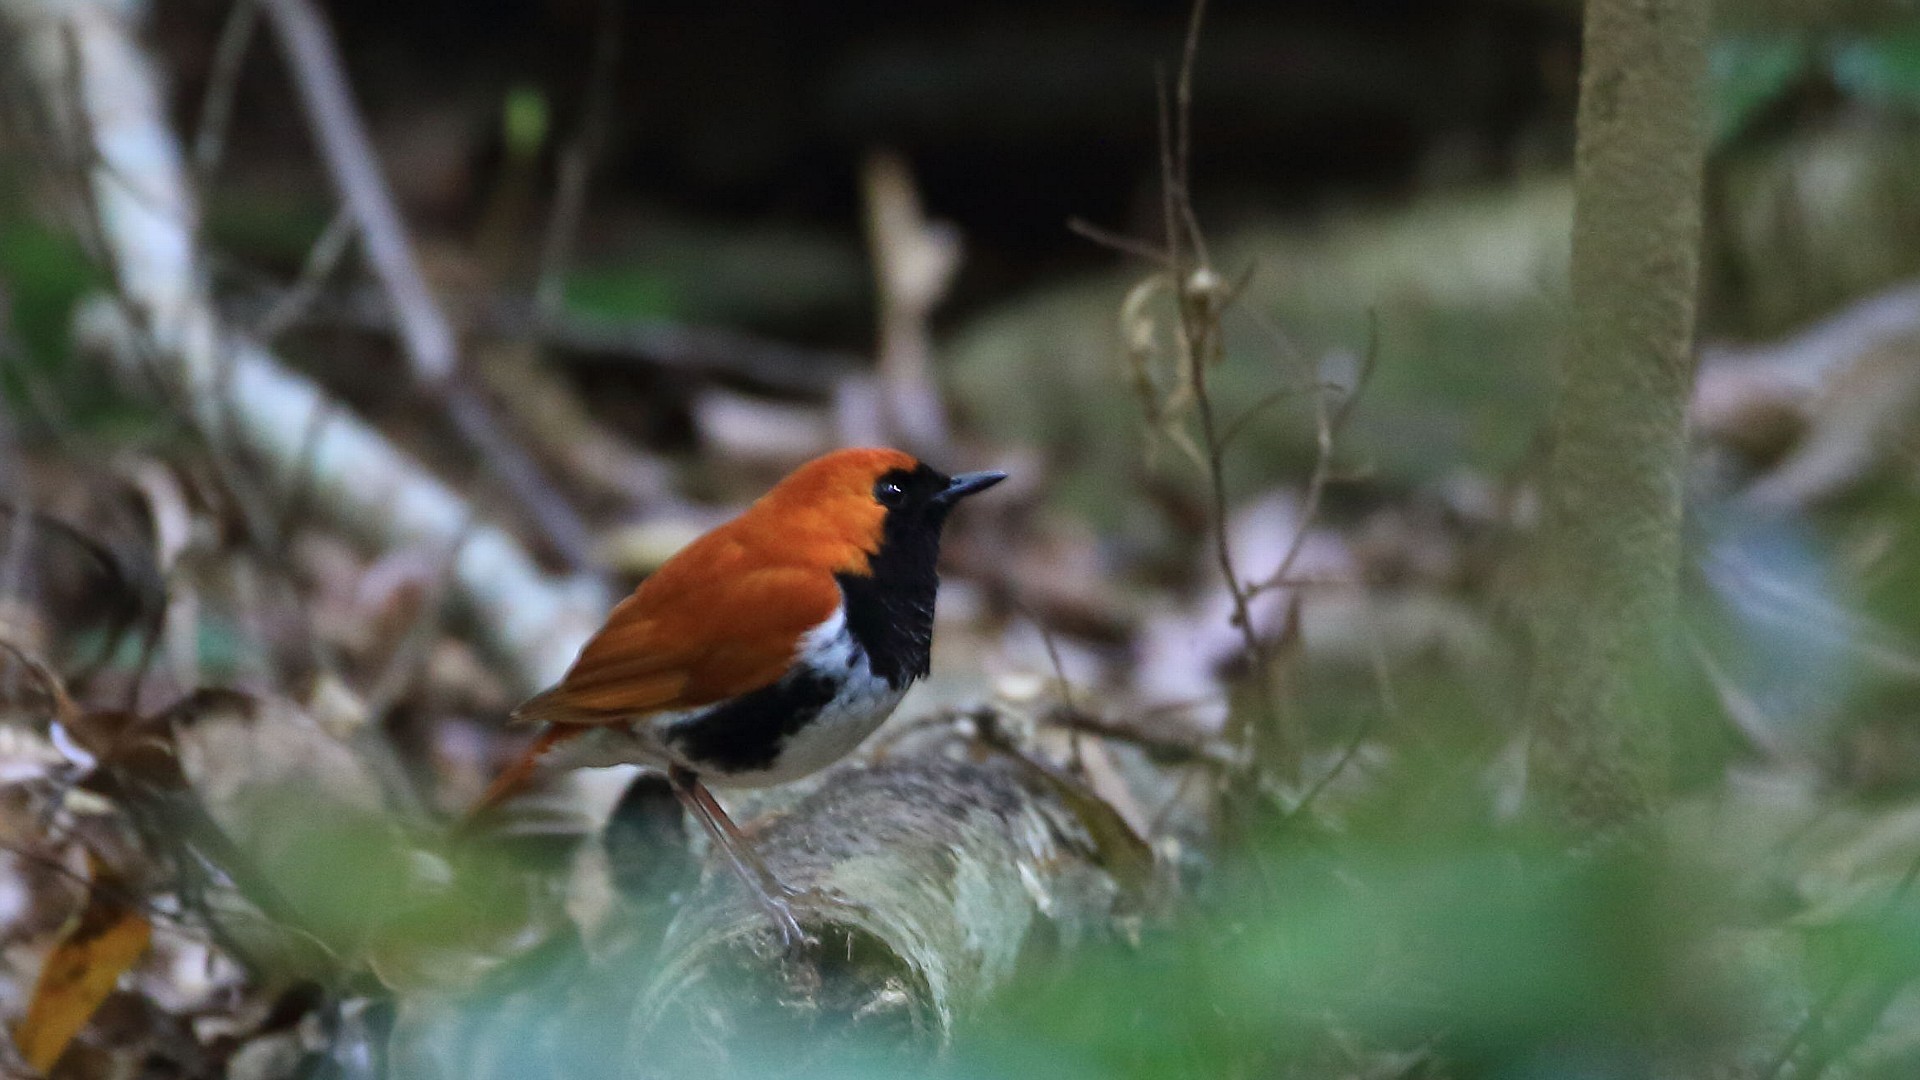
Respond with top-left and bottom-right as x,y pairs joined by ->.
191,0 -> 259,186
256,0 -> 595,568
1066,217 -> 1173,265
1247,322 -> 1378,600
534,0 -> 623,316
1047,707 -> 1239,770
256,206 -> 356,341
264,288 -> 859,396
1151,0 -> 1291,779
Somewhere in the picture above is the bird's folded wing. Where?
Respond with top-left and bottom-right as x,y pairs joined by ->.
516,558 -> 841,725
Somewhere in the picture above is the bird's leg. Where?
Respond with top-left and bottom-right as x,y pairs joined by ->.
667,766 -> 809,946
685,779 -> 806,900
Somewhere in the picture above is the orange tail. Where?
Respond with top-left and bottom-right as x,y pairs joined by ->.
466,724 -> 585,824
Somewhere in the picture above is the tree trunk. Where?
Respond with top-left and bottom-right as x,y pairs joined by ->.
1526,0 -> 1710,834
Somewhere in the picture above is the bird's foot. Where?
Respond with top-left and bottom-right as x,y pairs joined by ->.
754,887 -> 816,949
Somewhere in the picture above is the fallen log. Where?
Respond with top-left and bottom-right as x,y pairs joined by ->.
392,744 -> 1151,1079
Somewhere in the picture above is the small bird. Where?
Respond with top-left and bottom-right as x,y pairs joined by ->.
472,448 -> 1005,942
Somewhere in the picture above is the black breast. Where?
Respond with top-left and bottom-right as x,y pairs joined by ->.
836,465 -> 950,688
664,668 -> 839,775
667,463 -> 960,776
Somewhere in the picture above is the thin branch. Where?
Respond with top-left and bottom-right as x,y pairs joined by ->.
534,0 -> 623,317
1066,217 -> 1173,265
256,205 -> 355,341
267,288 -> 858,397
191,0 -> 259,186
1247,317 -> 1378,600
256,0 -> 595,568
1172,0 -> 1211,269
1046,707 -> 1239,770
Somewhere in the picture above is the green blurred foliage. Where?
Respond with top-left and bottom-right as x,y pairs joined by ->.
0,213 -> 101,374
562,267 -> 684,322
1712,37 -> 1814,142
1832,27 -> 1920,110
1710,24 -> 1920,147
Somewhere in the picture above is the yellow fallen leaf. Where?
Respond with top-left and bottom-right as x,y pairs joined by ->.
12,870 -> 152,1073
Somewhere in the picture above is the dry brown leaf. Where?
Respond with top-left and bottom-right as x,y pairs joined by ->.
11,856 -> 153,1073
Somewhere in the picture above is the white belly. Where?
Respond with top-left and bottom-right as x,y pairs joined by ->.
706,606 -> 908,787
556,606 -> 910,788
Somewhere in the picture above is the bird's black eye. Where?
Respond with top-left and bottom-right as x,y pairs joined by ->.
874,478 -> 906,506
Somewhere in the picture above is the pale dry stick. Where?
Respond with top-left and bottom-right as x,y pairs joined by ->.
255,0 -> 595,569
48,21 -> 286,566
47,22 -> 293,567
191,0 -> 259,185
1,0 -> 604,690
48,22 -> 345,709
80,302 -> 603,691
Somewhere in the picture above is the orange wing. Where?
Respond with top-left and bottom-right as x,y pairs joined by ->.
514,535 -> 842,727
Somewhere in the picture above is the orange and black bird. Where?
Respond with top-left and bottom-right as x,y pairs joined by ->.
472,447 -> 1005,941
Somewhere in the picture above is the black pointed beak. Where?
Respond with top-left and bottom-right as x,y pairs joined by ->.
933,470 -> 1007,506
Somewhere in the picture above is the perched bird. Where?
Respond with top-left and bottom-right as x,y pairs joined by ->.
473,447 -> 1005,942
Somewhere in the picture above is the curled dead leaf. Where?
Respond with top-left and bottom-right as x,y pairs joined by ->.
11,854 -> 153,1073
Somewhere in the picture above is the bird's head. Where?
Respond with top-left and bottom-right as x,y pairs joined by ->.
754,448 -> 1006,573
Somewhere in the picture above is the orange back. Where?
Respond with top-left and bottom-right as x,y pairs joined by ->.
517,449 -> 919,725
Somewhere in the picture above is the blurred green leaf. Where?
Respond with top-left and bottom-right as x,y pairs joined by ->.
0,218 -> 101,370
562,268 -> 683,321
503,85 -> 551,160
1832,29 -> 1920,111
204,192 -> 336,265
1710,36 -> 1811,143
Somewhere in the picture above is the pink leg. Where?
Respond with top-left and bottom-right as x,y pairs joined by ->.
667,766 -> 807,946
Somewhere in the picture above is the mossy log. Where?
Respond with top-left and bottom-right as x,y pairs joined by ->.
393,747 -> 1148,1080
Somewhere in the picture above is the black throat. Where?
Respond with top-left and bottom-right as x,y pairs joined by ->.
835,467 -> 952,688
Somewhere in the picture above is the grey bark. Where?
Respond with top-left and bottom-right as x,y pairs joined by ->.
1526,0 -> 1711,834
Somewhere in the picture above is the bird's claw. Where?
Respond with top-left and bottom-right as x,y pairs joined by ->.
759,892 -> 816,949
